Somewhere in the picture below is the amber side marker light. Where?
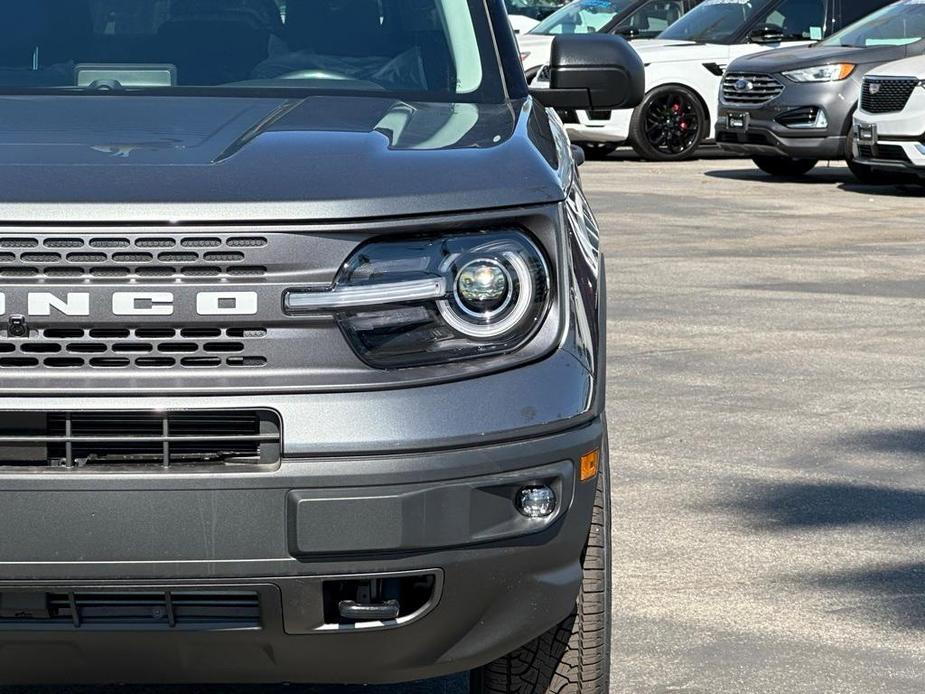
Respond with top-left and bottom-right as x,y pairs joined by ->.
580,450 -> 600,482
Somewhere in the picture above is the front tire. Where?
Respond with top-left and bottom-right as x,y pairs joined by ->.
751,155 -> 818,177
630,85 -> 707,161
471,441 -> 611,694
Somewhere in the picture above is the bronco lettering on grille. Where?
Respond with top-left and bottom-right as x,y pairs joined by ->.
0,292 -> 259,317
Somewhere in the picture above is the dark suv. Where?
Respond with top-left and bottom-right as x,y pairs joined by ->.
0,0 -> 643,691
716,0 -> 915,179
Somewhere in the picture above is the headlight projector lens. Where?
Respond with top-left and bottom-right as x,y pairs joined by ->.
455,259 -> 512,316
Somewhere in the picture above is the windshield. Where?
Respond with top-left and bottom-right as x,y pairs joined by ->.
0,0 -> 504,102
531,0 -> 636,34
505,0 -> 566,20
660,0 -> 771,43
822,0 -> 925,48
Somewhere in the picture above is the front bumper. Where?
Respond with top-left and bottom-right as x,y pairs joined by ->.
716,77 -> 858,160
850,132 -> 925,175
0,411 -> 603,685
852,88 -> 925,174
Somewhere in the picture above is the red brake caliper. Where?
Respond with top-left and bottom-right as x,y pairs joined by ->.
671,101 -> 688,131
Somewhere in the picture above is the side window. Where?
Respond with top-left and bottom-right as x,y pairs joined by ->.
616,1 -> 685,36
756,0 -> 825,41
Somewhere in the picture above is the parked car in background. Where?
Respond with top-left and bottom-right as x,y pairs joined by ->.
853,50 -> 925,180
717,0 -> 920,181
521,0 -> 702,78
535,0 -> 887,161
506,0 -> 565,33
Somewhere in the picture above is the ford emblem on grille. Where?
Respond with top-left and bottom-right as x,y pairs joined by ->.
734,79 -> 754,92
869,82 -> 881,95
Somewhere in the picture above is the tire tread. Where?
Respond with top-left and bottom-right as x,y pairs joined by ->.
471,442 -> 611,694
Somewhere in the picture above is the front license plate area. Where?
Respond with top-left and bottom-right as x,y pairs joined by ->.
856,123 -> 877,145
727,112 -> 749,130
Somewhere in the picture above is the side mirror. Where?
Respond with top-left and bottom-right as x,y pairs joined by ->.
530,34 -> 645,110
749,24 -> 785,44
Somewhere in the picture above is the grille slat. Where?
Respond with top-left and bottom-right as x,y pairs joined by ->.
0,234 -> 268,280
0,326 -> 268,370
722,73 -> 785,106
862,77 -> 918,114
0,590 -> 260,630
0,410 -> 281,470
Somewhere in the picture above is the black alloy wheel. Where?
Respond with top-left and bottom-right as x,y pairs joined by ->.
630,85 -> 706,162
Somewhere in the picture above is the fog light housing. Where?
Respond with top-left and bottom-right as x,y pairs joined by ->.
517,486 -> 557,519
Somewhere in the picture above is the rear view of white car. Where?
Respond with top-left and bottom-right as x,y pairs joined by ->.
853,54 -> 925,179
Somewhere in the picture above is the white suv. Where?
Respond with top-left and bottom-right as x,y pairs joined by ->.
853,55 -> 925,178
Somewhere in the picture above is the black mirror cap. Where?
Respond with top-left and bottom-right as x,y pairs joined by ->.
749,25 -> 785,44
530,34 -> 645,111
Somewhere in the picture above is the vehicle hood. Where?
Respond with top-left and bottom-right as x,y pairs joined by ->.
0,94 -> 563,223
866,53 -> 925,78
728,43 -> 910,73
631,39 -> 732,63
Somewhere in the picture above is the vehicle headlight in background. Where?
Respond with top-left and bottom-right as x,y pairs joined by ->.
285,231 -> 551,368
782,64 -> 855,83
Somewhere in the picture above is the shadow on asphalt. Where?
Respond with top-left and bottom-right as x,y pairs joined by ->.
845,428 -> 925,455
703,167 -> 854,185
800,563 -> 925,631
595,145 -> 744,164
722,479 -> 925,530
703,164 -> 925,197
838,182 -> 925,197
718,428 -> 925,530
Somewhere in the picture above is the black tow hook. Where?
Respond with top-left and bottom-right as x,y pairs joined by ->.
338,599 -> 401,622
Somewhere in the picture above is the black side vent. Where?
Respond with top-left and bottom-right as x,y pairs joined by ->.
0,410 -> 281,470
857,143 -> 911,163
776,106 -> 818,128
0,591 -> 260,630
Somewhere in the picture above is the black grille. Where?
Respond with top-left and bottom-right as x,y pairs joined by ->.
857,143 -> 910,162
861,77 -> 918,114
0,590 -> 260,630
0,326 -> 268,370
0,409 -> 281,470
0,234 -> 268,279
722,73 -> 784,105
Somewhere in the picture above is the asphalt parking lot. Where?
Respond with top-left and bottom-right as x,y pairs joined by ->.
6,152 -> 925,693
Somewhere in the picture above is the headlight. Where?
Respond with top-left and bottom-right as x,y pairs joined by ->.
285,231 -> 551,368
782,64 -> 855,83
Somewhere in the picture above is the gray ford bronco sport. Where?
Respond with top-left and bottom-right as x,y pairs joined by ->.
0,1 -> 643,691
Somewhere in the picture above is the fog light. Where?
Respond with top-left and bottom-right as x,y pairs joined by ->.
517,486 -> 557,519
